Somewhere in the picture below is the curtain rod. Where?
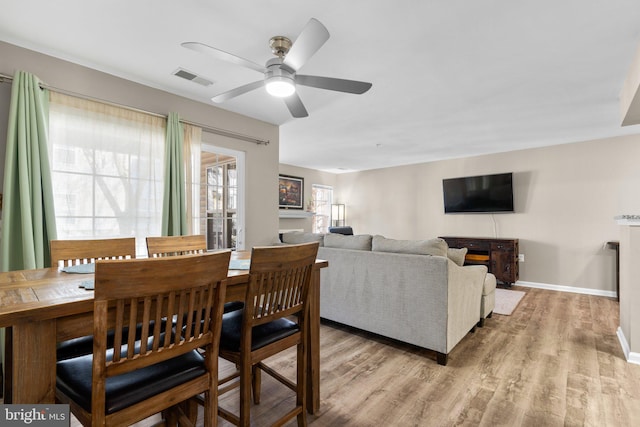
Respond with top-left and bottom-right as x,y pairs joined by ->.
0,73 -> 270,146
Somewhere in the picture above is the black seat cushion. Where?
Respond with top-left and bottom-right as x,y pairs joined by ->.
56,338 -> 205,415
220,309 -> 299,352
223,301 -> 245,313
56,319 -> 168,361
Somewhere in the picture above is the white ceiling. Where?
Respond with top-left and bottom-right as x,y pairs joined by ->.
2,1 -> 640,173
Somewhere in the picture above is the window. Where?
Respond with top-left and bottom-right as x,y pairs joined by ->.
48,92 -> 165,255
311,185 -> 332,233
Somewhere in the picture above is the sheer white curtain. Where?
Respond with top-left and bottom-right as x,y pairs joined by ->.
183,123 -> 202,234
48,92 -> 166,255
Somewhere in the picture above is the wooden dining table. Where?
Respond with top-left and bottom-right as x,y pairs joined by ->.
0,251 -> 328,414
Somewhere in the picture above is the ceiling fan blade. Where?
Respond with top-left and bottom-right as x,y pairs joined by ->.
211,80 -> 265,103
296,75 -> 372,94
182,42 -> 266,73
283,93 -> 309,118
282,18 -> 330,71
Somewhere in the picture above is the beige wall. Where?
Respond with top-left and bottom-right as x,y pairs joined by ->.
330,135 -> 640,293
0,41 -> 279,248
278,164 -> 337,233
280,135 -> 640,293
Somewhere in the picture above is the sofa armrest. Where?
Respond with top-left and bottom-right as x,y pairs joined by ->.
445,261 -> 487,352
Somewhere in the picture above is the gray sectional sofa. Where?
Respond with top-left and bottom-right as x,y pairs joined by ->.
280,232 -> 495,365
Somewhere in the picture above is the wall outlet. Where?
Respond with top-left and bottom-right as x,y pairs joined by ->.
518,253 -> 525,262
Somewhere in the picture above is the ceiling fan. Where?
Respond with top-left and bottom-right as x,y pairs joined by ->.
181,18 -> 372,118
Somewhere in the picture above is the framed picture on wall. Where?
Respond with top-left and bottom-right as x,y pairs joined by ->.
279,175 -> 304,209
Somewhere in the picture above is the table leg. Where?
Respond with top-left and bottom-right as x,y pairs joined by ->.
306,268 -> 321,414
12,320 -> 57,403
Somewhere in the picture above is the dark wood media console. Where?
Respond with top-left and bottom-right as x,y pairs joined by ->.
440,237 -> 519,285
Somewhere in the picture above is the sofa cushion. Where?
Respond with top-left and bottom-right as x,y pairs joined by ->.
371,235 -> 448,257
281,231 -> 324,246
447,247 -> 468,266
323,233 -> 372,251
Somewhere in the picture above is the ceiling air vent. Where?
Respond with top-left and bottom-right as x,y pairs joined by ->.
172,68 -> 214,86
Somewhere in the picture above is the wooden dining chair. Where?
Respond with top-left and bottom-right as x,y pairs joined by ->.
146,234 -> 244,314
1,238 -> 138,402
50,237 -> 136,269
217,242 -> 320,427
50,237 -> 138,361
146,234 -> 207,258
56,251 -> 231,427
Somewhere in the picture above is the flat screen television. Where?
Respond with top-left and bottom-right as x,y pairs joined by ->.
443,172 -> 514,213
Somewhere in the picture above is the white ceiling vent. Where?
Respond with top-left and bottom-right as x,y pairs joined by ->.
172,68 -> 214,86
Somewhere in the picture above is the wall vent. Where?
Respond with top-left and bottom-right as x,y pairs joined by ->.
172,68 -> 214,86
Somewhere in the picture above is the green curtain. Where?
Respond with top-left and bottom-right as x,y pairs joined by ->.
0,71 -> 57,272
161,112 -> 187,236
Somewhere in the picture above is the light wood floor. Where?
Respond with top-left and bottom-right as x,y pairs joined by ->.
73,286 -> 640,426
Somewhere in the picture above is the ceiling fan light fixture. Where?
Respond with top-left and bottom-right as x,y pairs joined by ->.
265,75 -> 296,97
184,19 -> 371,117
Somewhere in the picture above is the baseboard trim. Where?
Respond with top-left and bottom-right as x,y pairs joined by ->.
617,327 -> 640,365
515,280 -> 617,298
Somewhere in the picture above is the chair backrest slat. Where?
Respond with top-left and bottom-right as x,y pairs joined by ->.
146,235 -> 207,258
50,238 -> 136,268
138,297 -> 152,354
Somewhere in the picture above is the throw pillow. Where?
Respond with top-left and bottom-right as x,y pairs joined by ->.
371,235 -> 448,257
447,247 -> 468,266
323,233 -> 372,251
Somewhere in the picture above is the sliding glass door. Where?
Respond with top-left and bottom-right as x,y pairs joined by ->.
201,145 -> 245,250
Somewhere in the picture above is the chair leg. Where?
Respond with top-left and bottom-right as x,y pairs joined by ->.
173,402 -> 196,427
239,358 -> 252,427
163,407 -> 179,426
186,398 -> 199,425
297,342 -> 307,427
252,365 -> 262,404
